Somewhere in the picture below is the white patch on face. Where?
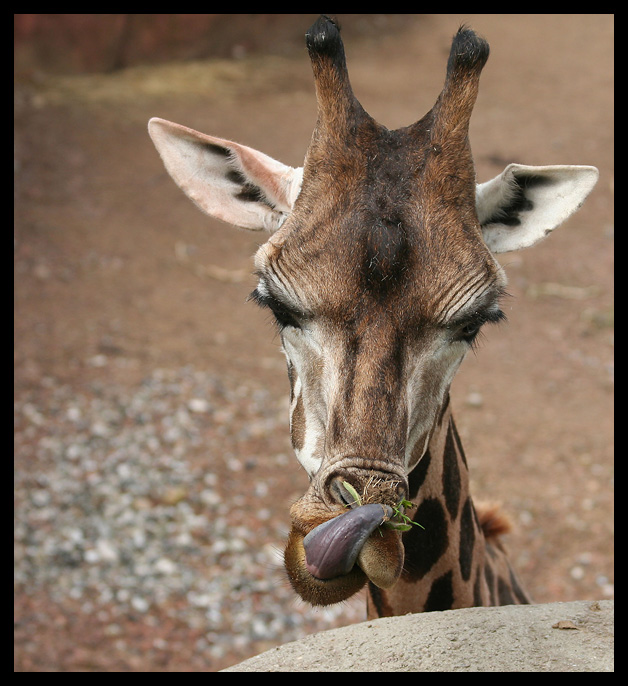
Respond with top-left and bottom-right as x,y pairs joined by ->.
283,330 -> 325,477
404,338 -> 468,471
294,429 -> 324,477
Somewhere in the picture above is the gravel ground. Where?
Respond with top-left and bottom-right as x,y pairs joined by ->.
14,366 -> 365,669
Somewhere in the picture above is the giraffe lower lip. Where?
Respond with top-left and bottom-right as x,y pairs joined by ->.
303,504 -> 392,580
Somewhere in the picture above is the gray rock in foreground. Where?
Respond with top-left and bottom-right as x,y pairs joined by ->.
222,600 -> 613,672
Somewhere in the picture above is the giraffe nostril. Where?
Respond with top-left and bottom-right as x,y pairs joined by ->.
327,471 -> 408,510
330,477 -> 361,508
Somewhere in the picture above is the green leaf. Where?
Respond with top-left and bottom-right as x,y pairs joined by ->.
383,521 -> 413,531
390,500 -> 425,530
342,481 -> 362,507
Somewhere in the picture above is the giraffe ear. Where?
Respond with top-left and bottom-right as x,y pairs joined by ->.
148,118 -> 303,232
476,164 -> 599,253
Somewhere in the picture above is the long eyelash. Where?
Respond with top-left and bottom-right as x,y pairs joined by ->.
248,288 -> 266,307
466,308 -> 507,351
483,308 -> 507,325
248,288 -> 299,331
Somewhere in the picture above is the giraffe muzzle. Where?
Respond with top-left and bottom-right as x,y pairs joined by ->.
303,503 -> 393,580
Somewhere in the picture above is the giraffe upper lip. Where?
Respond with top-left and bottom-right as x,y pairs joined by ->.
303,503 -> 392,579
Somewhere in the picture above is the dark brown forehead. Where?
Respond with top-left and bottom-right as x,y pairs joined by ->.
257,19 -> 498,323
263,190 -> 501,328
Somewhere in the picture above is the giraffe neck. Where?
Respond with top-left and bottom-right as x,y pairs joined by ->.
367,396 -> 530,618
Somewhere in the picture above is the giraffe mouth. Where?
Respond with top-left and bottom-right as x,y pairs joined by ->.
284,494 -> 406,605
303,503 -> 393,580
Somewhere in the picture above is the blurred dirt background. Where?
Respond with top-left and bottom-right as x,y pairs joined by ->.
14,14 -> 613,671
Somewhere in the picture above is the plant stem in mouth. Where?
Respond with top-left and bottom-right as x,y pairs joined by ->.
342,482 -> 424,531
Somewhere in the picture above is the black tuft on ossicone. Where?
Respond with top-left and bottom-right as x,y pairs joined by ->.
305,15 -> 344,59
304,14 -> 359,120
447,26 -> 490,76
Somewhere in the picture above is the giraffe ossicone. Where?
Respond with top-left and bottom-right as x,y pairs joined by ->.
149,15 -> 598,616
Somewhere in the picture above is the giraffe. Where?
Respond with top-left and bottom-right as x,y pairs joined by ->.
148,16 -> 598,617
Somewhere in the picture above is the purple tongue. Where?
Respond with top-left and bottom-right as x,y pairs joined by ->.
303,503 -> 392,579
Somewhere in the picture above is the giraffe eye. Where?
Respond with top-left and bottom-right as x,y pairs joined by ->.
452,308 -> 506,345
458,321 -> 483,342
269,302 -> 301,330
250,288 -> 302,330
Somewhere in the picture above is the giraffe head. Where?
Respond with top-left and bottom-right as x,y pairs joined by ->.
148,16 -> 598,606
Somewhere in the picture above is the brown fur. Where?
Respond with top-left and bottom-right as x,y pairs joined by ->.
475,501 -> 513,541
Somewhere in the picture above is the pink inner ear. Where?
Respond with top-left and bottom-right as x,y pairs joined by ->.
148,117 -> 301,232
232,142 -> 298,214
